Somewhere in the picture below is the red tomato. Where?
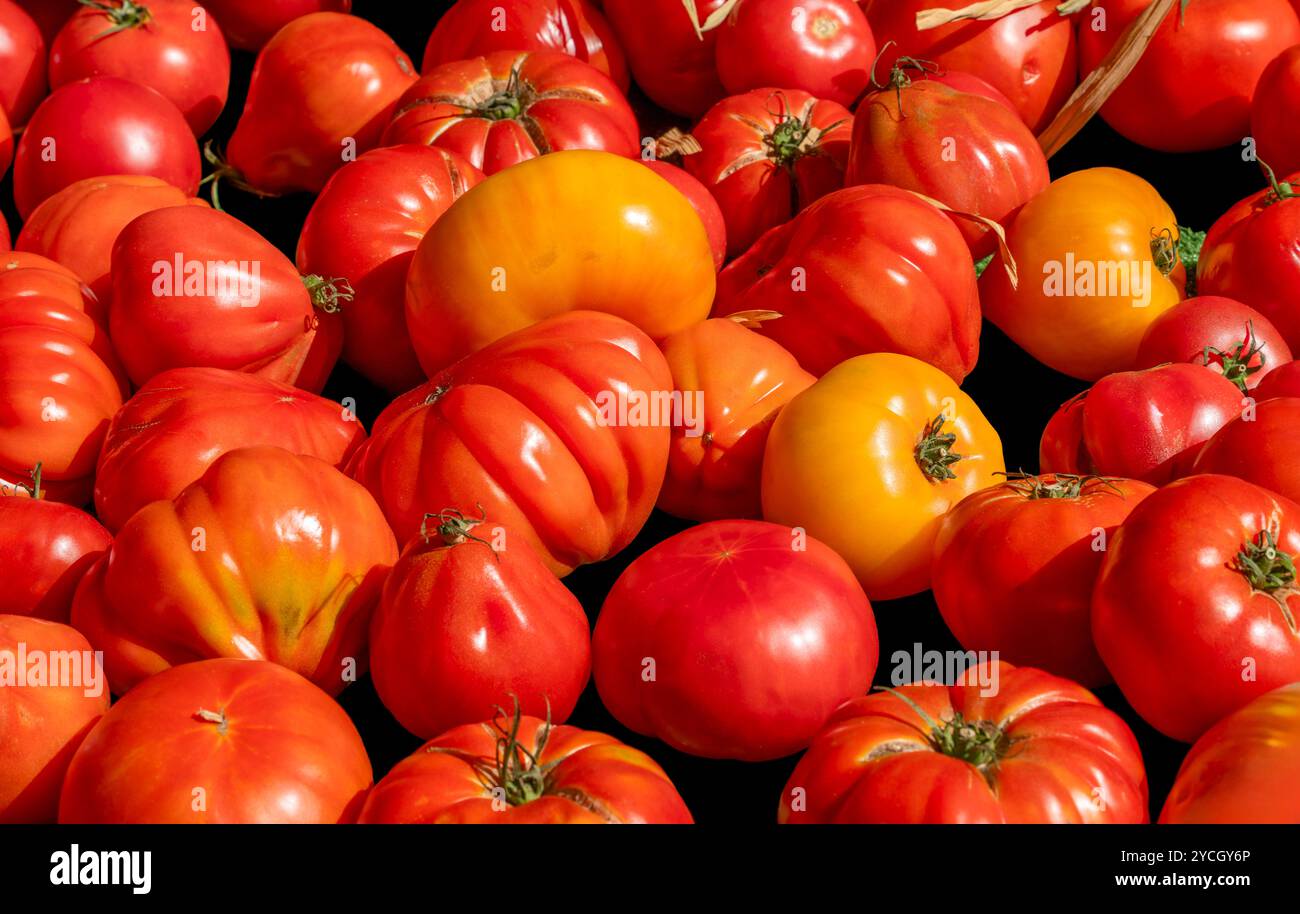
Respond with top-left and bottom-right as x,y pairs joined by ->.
1255,359 -> 1300,399
933,475 -> 1155,688
58,659 -> 372,824
926,69 -> 1017,112
593,520 -> 878,761
685,88 -> 850,259
357,707 -> 691,824
1134,296 -> 1292,392
0,247 -> 104,324
370,509 -> 591,740
1039,363 -> 1243,485
1191,397 -> 1300,504
202,0 -> 351,50
0,104 -> 11,179
12,76 -> 199,219
602,0 -> 727,118
48,0 -> 230,136
712,184 -> 981,381
14,0 -> 76,46
93,366 -> 366,532
349,311 -> 671,574
657,317 -> 814,520
423,0 -> 627,91
0,0 -> 46,126
223,12 -> 416,196
382,50 -> 638,175
641,160 -> 727,270
1079,0 -> 1300,153
0,615 -> 108,823
714,0 -> 875,108
780,662 -> 1149,823
1253,45 -> 1300,178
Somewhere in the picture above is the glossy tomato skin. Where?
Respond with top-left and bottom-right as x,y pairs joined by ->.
12,76 -> 199,219
94,367 -> 365,532
715,0 -> 875,108
780,662 -> 1148,824
226,12 -> 416,195
1159,683 -> 1300,823
405,150 -> 715,375
0,244 -> 105,324
72,447 -> 397,697
602,0 -> 726,118
932,476 -> 1155,687
593,520 -> 878,761
641,160 -> 727,271
1253,46 -> 1300,178
0,0 -> 46,126
203,0 -> 352,50
59,659 -> 372,824
685,88 -> 850,259
1134,296 -> 1292,391
358,713 -> 692,824
0,493 -> 109,621
0,616 -> 108,823
1094,474 -> 1300,742
1255,359 -> 1300,399
349,311 -> 672,574
1080,0 -> 1300,153
926,69 -> 1017,111
1191,397 -> 1300,504
714,185 -> 981,382
297,145 -> 482,393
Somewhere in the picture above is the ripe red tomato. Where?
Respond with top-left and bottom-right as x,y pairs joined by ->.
12,76 -> 199,219
0,615 -> 108,823
1039,363 -> 1243,485
1253,45 -> 1300,178
0,105 -> 11,179
933,475 -> 1155,688
641,160 -> 727,270
1255,359 -> 1300,399
382,50 -> 638,175
593,519 -> 878,761
48,0 -> 231,136
713,184 -> 980,381
59,659 -> 372,824
1079,0 -> 1300,153
94,366 -> 366,532
1191,397 -> 1300,504
370,509 -> 591,740
1134,296 -> 1292,392
14,0 -> 76,46
0,246 -> 105,324
0,0 -> 46,126
602,0 -> 727,118
685,88 -> 850,259
224,12 -> 416,196
926,69 -> 1017,112
202,0 -> 352,51
349,311 -> 671,573
714,0 -> 875,108
780,662 -> 1149,823
357,707 -> 692,824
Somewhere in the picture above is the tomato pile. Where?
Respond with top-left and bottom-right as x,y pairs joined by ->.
2,0 -> 1300,828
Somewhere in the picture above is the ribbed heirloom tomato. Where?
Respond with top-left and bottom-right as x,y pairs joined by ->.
602,0 -> 727,118
1134,296 -> 1292,392
1191,398 -> 1300,504
203,0 -> 352,51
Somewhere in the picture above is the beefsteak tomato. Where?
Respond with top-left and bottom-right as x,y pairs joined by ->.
601,0 -> 726,118
1134,296 -> 1292,392
1190,397 -> 1300,504
0,0 -> 45,126
202,0 -> 351,50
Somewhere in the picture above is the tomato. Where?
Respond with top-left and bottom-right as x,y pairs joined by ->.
1255,359 -> 1300,399
357,706 -> 691,824
296,145 -> 480,394
349,311 -> 671,573
0,249 -> 99,322
422,0 -> 627,91
926,69 -> 1017,112
846,66 -> 1049,258
602,0 -> 726,118
979,168 -> 1185,381
94,366 -> 365,532
658,317 -> 813,521
0,0 -> 46,126
223,12 -> 416,197
370,508 -> 590,741
1253,45 -> 1300,178
0,615 -> 108,823
933,474 -> 1154,688
12,76 -> 199,220
1134,296 -> 1292,392
780,661 -> 1148,823
641,160 -> 726,270
1079,0 -> 1300,153
684,88 -> 850,259
14,0 -> 76,46
1190,397 -> 1300,504
382,50 -> 638,175
861,0 -> 1077,132
0,104 -> 11,179
59,659 -> 372,823
48,0 -> 230,136
405,150 -> 714,375
763,352 -> 1005,600
17,175 -> 206,306
714,0 -> 875,108
713,185 -> 981,382
1159,683 -> 1300,823
202,0 -> 352,51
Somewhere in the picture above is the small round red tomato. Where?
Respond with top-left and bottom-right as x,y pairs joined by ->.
1255,359 -> 1300,399
1191,397 -> 1300,504
780,662 -> 1149,823
0,0 -> 46,126
203,0 -> 352,50
0,615 -> 108,823
641,160 -> 727,270
357,707 -> 692,824
58,659 -> 372,824
593,519 -> 879,761
685,88 -> 850,259
714,0 -> 875,108
1134,296 -> 1292,392
12,76 -> 199,219
1253,45 -> 1300,178
602,0 -> 727,118
382,50 -> 638,175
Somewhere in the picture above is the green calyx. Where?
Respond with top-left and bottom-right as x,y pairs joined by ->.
428,699 -> 558,808
13,462 -> 44,500
760,92 -> 842,170
1000,471 -> 1123,500
915,414 -> 962,483
1149,227 -> 1180,278
300,275 -> 354,314
877,687 -> 1016,785
1202,321 -> 1267,394
80,0 -> 152,37
1236,530 -> 1297,596
1261,160 -> 1299,207
419,504 -> 495,551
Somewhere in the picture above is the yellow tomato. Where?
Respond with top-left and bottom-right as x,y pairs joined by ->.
979,167 -> 1186,381
405,150 -> 717,374
761,352 -> 1005,600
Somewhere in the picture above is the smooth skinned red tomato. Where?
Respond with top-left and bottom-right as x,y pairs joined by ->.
780,661 -> 1148,823
1190,397 -> 1300,504
593,520 -> 879,762
203,0 -> 352,50
1134,296 -> 1292,392
58,659 -> 372,824
602,0 -> 727,118
641,160 -> 727,270
1253,45 -> 1300,178
1255,359 -> 1300,399
0,0 -> 46,126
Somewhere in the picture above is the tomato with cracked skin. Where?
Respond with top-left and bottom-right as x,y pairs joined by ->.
1134,296 -> 1292,393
